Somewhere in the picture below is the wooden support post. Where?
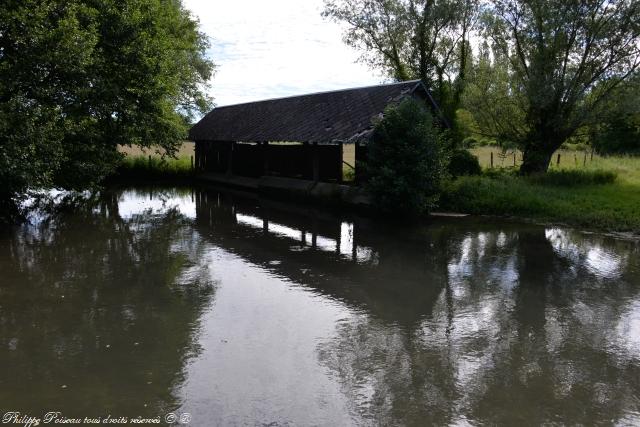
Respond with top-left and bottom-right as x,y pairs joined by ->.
490,151 -> 494,168
338,140 -> 343,183
262,142 -> 269,176
557,153 -> 561,166
591,148 -> 594,161
312,142 -> 319,182
190,155 -> 194,171
227,141 -> 234,175
354,140 -> 360,183
513,152 -> 516,167
583,151 -> 587,167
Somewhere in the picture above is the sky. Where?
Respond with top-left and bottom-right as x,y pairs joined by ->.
182,0 -> 384,106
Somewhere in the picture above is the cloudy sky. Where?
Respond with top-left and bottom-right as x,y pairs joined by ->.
182,0 -> 384,106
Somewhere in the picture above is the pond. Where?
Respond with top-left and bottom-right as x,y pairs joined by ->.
1,186 -> 639,425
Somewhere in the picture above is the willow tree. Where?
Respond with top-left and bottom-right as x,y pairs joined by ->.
322,0 -> 478,135
481,0 -> 640,174
0,0 -> 214,221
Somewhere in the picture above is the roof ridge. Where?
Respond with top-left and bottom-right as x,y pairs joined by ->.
212,79 -> 422,110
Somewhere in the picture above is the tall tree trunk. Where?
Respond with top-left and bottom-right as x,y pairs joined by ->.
520,144 -> 556,174
520,122 -> 564,174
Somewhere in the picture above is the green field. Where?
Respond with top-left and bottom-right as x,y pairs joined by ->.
442,149 -> 640,234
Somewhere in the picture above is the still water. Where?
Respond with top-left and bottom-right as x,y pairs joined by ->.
1,186 -> 639,426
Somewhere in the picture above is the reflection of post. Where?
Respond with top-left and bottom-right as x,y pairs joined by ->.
311,217 -> 318,249
301,230 -> 306,245
352,223 -> 357,262
263,218 -> 268,235
336,227 -> 341,254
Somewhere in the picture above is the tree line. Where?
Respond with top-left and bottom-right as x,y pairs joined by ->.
323,0 -> 640,173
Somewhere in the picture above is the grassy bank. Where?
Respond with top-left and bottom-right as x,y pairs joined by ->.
105,155 -> 194,183
441,154 -> 640,233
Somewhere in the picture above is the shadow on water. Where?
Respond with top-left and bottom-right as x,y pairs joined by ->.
1,185 -> 639,425
0,189 -> 215,418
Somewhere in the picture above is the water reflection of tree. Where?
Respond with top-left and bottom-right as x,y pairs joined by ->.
0,190 -> 214,418
316,225 -> 640,425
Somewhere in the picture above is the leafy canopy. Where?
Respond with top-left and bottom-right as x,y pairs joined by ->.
0,0 -> 213,217
474,0 -> 640,173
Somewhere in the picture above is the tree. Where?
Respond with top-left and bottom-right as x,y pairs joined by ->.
591,73 -> 640,155
0,0 -> 214,221
322,0 -> 478,137
365,98 -> 447,216
481,0 -> 640,174
463,41 -> 527,146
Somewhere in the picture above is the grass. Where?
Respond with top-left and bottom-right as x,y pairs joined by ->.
441,151 -> 640,233
470,146 -> 598,170
105,155 -> 195,183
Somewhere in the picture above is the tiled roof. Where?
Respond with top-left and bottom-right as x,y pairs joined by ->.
189,80 -> 437,143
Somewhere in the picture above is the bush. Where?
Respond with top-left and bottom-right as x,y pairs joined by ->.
592,115 -> 640,155
364,99 -> 447,216
448,149 -> 481,177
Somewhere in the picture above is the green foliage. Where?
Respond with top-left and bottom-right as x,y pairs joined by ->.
441,173 -> 639,232
365,99 -> 447,216
448,149 -> 481,177
441,154 -> 640,232
590,77 -> 640,155
593,116 -> 640,155
0,0 -> 213,218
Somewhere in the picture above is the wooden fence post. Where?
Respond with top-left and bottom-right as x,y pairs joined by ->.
490,151 -> 494,168
557,153 -> 561,166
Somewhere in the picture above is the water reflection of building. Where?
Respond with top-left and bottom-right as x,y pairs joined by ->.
194,188 -> 455,326
193,187 -> 640,425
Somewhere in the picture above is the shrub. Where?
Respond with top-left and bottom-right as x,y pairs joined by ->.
364,99 -> 447,216
448,149 -> 481,177
592,115 -> 640,155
